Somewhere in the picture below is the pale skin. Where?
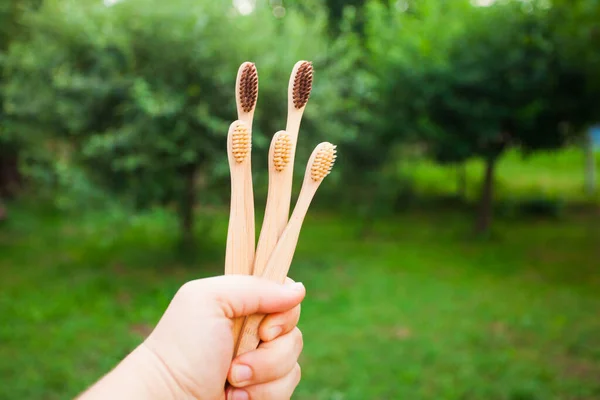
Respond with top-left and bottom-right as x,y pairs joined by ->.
78,275 -> 306,400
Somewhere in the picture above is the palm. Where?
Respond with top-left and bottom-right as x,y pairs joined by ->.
145,288 -> 236,399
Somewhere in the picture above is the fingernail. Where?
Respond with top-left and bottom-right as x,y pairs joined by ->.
232,364 -> 253,384
290,282 -> 305,292
228,389 -> 249,400
266,325 -> 283,341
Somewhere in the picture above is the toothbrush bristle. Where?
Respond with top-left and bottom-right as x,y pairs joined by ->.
239,63 -> 258,113
292,61 -> 313,109
273,132 -> 292,172
232,122 -> 251,163
310,143 -> 336,182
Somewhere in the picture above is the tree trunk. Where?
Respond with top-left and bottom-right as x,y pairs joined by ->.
178,164 -> 197,248
457,163 -> 467,200
584,132 -> 597,196
0,197 -> 5,222
0,151 -> 21,221
0,151 -> 21,198
475,156 -> 496,235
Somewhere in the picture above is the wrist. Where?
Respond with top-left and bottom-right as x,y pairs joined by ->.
78,343 -> 188,400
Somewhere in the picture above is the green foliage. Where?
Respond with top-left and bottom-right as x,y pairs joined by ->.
0,0 -> 41,51
422,2 -> 597,232
340,0 -> 475,176
0,1 -> 44,199
361,0 -> 595,166
2,0 -> 598,232
353,0 -> 599,232
3,0 -> 355,237
425,3 -> 594,162
332,0 -> 474,220
283,0 -> 368,32
550,0 -> 600,94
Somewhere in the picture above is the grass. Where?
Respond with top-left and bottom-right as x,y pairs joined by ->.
404,147 -> 600,204
1,146 -> 599,399
0,203 -> 599,400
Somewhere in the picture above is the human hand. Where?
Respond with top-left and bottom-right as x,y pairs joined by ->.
225,278 -> 304,400
79,275 -> 305,400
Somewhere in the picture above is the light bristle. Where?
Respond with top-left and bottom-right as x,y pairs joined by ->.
292,61 -> 313,109
232,123 -> 251,163
310,143 -> 336,182
273,132 -> 292,172
239,63 -> 258,113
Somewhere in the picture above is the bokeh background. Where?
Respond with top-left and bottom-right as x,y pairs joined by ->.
1,0 -> 599,399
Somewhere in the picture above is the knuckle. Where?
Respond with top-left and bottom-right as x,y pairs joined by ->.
293,304 -> 302,320
285,277 -> 295,284
175,282 -> 203,311
293,363 -> 302,385
264,313 -> 282,330
258,346 -> 279,372
176,281 -> 197,300
293,328 -> 304,351
280,312 -> 293,327
176,280 -> 220,314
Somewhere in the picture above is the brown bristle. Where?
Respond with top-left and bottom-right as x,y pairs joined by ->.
292,61 -> 313,109
238,63 -> 258,113
232,123 -> 251,163
310,143 -> 336,182
273,132 -> 292,172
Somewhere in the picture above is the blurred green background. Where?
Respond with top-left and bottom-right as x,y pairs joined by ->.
1,0 -> 599,399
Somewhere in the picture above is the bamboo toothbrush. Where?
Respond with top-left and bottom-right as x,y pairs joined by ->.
224,120 -> 255,341
235,62 -> 258,130
280,61 -> 314,220
232,130 -> 293,354
235,142 -> 337,356
224,63 -> 258,340
233,61 -> 258,269
232,62 -> 311,352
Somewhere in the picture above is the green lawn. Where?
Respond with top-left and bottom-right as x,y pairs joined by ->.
1,201 -> 599,399
404,147 -> 600,203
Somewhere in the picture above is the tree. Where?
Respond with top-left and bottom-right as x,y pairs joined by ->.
550,0 -> 600,196
355,0 -> 598,233
282,0 -> 367,33
334,0 -> 472,231
418,2 -> 597,233
3,0 -> 353,245
0,0 -> 43,201
550,0 -> 600,92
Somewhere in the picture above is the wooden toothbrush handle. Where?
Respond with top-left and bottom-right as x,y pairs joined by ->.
236,313 -> 266,356
230,165 -> 256,346
232,294 -> 251,347
234,200 -> 309,356
234,248 -> 295,357
232,314 -> 245,349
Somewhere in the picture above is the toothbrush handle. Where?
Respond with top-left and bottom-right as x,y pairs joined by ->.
235,314 -> 266,357
235,254 -> 295,356
234,198 -> 308,356
231,165 -> 256,345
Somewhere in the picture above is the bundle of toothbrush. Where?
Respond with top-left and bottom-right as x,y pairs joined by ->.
223,61 -> 336,357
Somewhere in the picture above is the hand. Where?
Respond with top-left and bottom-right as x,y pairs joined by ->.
226,278 -> 304,400
78,275 -> 305,400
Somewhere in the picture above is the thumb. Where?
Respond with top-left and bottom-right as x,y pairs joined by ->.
191,275 -> 306,319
